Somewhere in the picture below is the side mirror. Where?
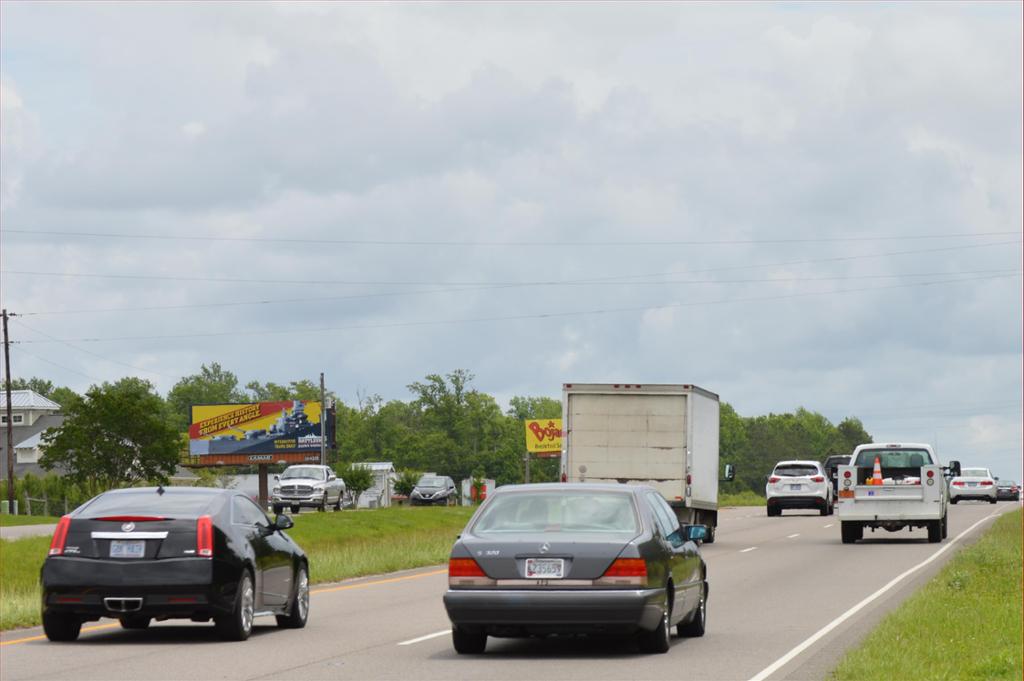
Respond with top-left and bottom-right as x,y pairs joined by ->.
328,474 -> 336,481
947,461 -> 962,478
687,525 -> 708,543
274,514 -> 294,531
723,463 -> 736,482
274,474 -> 280,481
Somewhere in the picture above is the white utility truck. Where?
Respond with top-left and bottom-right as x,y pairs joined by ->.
836,442 -> 961,544
561,383 -> 734,543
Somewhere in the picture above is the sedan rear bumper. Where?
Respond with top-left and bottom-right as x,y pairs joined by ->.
443,587 -> 665,635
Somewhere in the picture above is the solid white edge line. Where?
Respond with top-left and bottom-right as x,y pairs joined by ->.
747,508 -> 1002,681
740,547 -> 758,553
787,533 -> 800,538
397,629 -> 450,646
824,524 -> 835,528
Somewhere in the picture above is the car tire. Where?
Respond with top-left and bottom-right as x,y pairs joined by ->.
766,504 -> 777,517
119,616 -> 151,630
334,493 -> 343,511
451,625 -> 487,654
272,504 -> 283,515
638,591 -> 671,654
819,500 -> 829,516
950,497 -> 958,504
276,564 -> 309,629
215,571 -> 255,641
290,505 -> 300,514
42,611 -> 81,642
677,581 -> 707,638
841,521 -> 862,544
703,525 -> 716,544
927,520 -> 942,543
941,513 -> 948,540
989,497 -> 997,504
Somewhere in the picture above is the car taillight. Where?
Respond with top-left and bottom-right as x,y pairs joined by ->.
952,481 -> 965,487
811,475 -> 825,483
448,557 -> 495,587
596,558 -> 648,586
92,515 -> 167,522
48,515 -> 72,556
980,481 -> 993,487
196,515 -> 214,557
768,476 -> 781,484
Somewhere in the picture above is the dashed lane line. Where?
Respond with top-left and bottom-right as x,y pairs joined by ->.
397,629 -> 450,646
740,547 -> 758,553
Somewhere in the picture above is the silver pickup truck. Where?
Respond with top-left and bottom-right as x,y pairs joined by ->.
836,443 -> 961,544
272,465 -> 346,514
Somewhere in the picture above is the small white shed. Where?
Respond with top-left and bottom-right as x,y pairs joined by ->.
353,461 -> 397,508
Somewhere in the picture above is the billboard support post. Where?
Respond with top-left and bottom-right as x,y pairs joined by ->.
524,451 -> 530,484
259,464 -> 269,509
319,373 -> 326,467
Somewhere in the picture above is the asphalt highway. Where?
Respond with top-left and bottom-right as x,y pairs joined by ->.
1,502 -> 1016,681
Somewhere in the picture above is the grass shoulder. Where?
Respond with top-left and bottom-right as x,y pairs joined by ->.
0,515 -> 60,527
831,508 -> 1022,681
719,490 -> 766,507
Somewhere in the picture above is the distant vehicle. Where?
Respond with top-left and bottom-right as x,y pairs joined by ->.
949,467 -> 998,504
271,465 -> 345,514
443,483 -> 709,655
836,443 -> 959,544
765,461 -> 833,516
996,480 -> 1021,502
823,455 -> 852,495
410,474 -> 457,506
561,383 -> 735,543
41,487 -> 309,642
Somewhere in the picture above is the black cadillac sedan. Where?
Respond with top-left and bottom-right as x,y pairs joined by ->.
41,486 -> 309,642
443,483 -> 709,654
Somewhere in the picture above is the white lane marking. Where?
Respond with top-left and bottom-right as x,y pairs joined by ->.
824,524 -> 834,528
397,629 -> 450,646
787,533 -> 800,539
740,547 -> 758,553
747,508 -> 1002,681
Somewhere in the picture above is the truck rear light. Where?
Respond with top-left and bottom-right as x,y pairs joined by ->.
686,474 -> 692,485
196,515 -> 214,557
48,515 -> 72,556
811,475 -> 825,483
843,471 -> 852,478
596,558 -> 648,586
560,472 -> 567,483
926,470 -> 935,478
768,476 -> 781,483
448,557 -> 495,586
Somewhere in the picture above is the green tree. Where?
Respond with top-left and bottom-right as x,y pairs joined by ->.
336,463 -> 375,505
166,363 -> 246,430
40,378 -> 181,489
4,376 -> 55,396
394,469 -> 422,497
836,417 -> 872,454
246,379 -> 325,402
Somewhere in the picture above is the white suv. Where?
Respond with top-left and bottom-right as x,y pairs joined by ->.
766,460 -> 833,516
949,467 -> 998,504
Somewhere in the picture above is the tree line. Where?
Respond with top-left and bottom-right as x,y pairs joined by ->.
6,366 -> 871,498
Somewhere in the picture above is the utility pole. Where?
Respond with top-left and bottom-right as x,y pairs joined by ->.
3,310 -> 15,512
319,373 -> 326,466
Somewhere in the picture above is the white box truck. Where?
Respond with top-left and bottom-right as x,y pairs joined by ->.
561,383 -> 734,543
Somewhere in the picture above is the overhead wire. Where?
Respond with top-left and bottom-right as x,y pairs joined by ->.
15,270 -> 1020,345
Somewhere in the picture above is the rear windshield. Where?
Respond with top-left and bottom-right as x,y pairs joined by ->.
853,449 -> 934,467
774,465 -> 819,477
961,469 -> 990,478
78,491 -> 218,518
472,492 -> 638,534
417,476 -> 446,487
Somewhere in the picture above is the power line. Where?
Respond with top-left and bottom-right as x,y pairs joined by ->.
5,239 -> 1021,288
15,268 -> 1022,317
15,270 -> 1020,345
4,228 -> 1020,247
12,318 -> 180,380
10,344 -> 103,383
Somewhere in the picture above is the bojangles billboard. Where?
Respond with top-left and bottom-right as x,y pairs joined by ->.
189,401 -> 328,456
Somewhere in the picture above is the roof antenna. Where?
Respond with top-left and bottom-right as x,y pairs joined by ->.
157,485 -> 165,495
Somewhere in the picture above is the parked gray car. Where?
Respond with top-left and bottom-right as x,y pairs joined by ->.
443,483 -> 709,654
271,465 -> 345,514
410,475 -> 457,506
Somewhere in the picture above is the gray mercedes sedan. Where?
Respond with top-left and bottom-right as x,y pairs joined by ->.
443,483 -> 709,654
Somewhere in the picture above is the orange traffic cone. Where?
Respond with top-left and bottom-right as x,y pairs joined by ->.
870,456 -> 883,486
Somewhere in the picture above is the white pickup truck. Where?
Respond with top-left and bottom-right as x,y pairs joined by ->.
836,443 -> 961,544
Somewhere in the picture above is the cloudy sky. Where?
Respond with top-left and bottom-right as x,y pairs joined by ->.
1,2 -> 1021,477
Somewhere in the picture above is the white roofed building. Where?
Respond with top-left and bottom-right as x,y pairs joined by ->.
1,390 -> 65,479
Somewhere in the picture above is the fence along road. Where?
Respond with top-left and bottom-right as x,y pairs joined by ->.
0,502 -> 1015,681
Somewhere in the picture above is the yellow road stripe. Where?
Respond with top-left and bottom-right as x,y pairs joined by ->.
1,568 -> 447,647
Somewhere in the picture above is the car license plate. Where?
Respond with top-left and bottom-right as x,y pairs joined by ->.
525,558 -> 564,579
967,482 -> 977,487
789,484 -> 802,491
110,540 -> 145,559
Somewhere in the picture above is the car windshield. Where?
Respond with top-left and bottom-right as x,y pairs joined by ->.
281,467 -> 325,480
472,492 -> 639,534
80,491 -> 217,518
961,469 -> 990,478
853,449 -> 934,467
774,465 -> 818,477
417,476 -> 446,487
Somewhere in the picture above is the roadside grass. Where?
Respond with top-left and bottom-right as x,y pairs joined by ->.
0,505 -> 475,631
831,508 -> 1022,681
719,490 -> 766,507
0,515 -> 60,527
